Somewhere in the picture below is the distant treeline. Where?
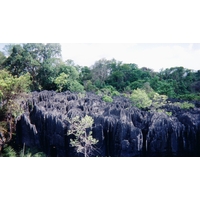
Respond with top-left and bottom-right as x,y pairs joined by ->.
0,43 -> 200,101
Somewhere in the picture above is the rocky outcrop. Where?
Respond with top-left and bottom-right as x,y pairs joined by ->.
15,91 -> 200,157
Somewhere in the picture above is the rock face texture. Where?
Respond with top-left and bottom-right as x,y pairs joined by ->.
15,91 -> 200,157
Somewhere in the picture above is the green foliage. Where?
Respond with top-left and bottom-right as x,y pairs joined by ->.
130,88 -> 152,109
1,143 -> 45,157
166,111 -> 172,116
80,66 -> 92,83
91,58 -> 115,88
102,95 -> 113,103
83,80 -> 98,92
150,78 -> 176,98
1,43 -> 200,103
1,43 -> 62,90
0,70 -> 31,121
0,70 -> 31,152
152,66 -> 197,98
0,70 -> 31,102
23,43 -> 61,63
19,147 -> 45,157
36,60 -> 57,90
173,101 -> 195,109
111,90 -> 120,96
54,72 -> 84,93
129,80 -> 146,91
68,80 -> 84,93
57,65 -> 79,81
54,72 -> 69,92
151,93 -> 168,110
2,45 -> 26,76
67,115 -> 98,157
96,90 -> 103,96
177,93 -> 200,101
96,85 -> 119,97
106,62 -> 151,91
157,109 -> 172,117
0,51 -> 6,65
1,145 -> 17,157
95,85 -> 118,103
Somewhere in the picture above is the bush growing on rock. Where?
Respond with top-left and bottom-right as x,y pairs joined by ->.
102,95 -> 113,103
130,88 -> 152,109
151,93 -> 168,110
173,101 -> 195,109
67,115 -> 98,157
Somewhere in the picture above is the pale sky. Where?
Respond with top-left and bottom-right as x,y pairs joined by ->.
1,43 -> 200,72
61,43 -> 200,72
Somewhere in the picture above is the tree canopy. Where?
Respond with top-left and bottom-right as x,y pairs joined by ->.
0,43 -> 200,101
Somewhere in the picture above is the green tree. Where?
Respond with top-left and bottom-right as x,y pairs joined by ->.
57,64 -> 79,80
23,43 -> 45,62
0,51 -> 6,66
2,43 -> 62,90
157,66 -> 196,98
107,62 -> 151,91
129,80 -> 146,90
80,66 -> 92,84
130,88 -> 152,109
68,80 -> 84,92
35,58 -> 65,90
83,80 -> 98,92
67,115 -> 98,157
23,43 -> 61,63
54,72 -> 69,92
53,63 -> 84,92
0,70 -> 31,148
0,70 -> 31,153
43,43 -> 61,61
91,58 -> 118,88
2,44 -> 25,76
0,70 -> 31,105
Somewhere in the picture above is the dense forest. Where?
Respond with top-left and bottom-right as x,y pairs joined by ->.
0,43 -> 200,156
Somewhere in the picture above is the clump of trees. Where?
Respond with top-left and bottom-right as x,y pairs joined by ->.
0,69 -> 31,154
1,43 -> 200,101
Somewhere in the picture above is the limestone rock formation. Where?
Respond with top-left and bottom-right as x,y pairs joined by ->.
15,91 -> 200,156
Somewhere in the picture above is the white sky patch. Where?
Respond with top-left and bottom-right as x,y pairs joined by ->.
61,43 -> 200,72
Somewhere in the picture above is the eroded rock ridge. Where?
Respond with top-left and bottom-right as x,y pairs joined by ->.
16,91 -> 200,156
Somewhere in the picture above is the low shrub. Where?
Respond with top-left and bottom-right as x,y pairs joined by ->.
173,101 -> 195,109
130,88 -> 152,109
102,95 -> 113,103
